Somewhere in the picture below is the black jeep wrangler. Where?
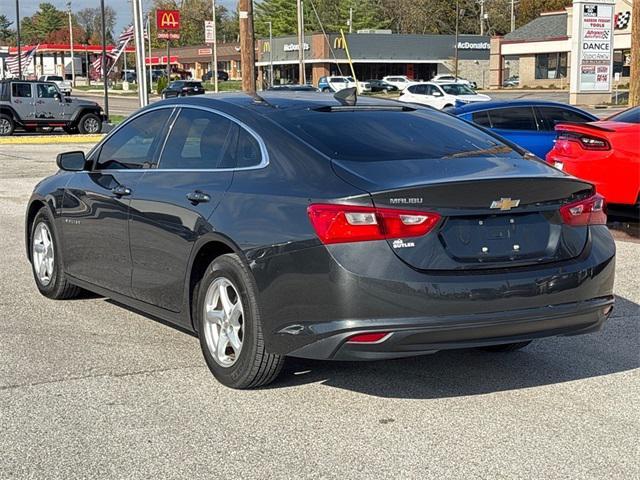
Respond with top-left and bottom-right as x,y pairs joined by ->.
0,80 -> 106,136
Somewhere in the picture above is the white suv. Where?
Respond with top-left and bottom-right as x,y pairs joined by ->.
431,74 -> 477,89
38,75 -> 72,96
399,82 -> 490,110
319,76 -> 371,93
381,75 -> 414,91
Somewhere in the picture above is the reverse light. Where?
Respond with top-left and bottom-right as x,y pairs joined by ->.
560,194 -> 607,226
557,131 -> 610,151
347,332 -> 391,344
307,204 -> 440,244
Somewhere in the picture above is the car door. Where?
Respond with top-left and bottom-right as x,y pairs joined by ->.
485,106 -> 542,156
128,106 -> 258,312
534,106 -> 596,158
34,83 -> 66,124
10,82 -> 35,121
61,108 -> 173,296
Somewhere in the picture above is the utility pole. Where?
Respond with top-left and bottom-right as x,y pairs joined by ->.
479,0 -> 484,36
132,0 -> 148,106
67,2 -> 75,86
147,13 -> 152,93
630,0 -> 639,106
15,0 -> 22,79
349,7 -> 353,33
510,0 -> 516,32
454,0 -> 459,79
267,21 -> 273,87
100,0 -> 109,121
239,0 -> 256,94
211,0 -> 219,92
296,0 -> 305,84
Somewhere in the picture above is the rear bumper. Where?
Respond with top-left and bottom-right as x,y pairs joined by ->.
253,225 -> 616,359
287,296 -> 614,360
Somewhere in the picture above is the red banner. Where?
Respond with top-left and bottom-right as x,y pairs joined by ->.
157,10 -> 180,31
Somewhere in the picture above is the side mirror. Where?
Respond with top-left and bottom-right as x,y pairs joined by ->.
54,92 -> 62,101
433,91 -> 443,97
56,151 -> 87,171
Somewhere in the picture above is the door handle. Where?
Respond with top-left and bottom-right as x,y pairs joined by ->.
111,185 -> 132,196
186,190 -> 211,204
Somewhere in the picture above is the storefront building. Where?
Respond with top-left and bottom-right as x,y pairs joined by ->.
148,43 -> 241,80
255,32 -> 491,88
490,0 -> 632,88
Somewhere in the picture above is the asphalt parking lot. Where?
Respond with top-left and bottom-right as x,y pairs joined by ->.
1,143 -> 638,479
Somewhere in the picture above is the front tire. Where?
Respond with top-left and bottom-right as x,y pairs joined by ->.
78,113 -> 102,134
30,208 -> 82,299
195,254 -> 284,389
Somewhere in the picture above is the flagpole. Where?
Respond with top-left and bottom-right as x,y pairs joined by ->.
15,0 -> 22,79
100,0 -> 109,121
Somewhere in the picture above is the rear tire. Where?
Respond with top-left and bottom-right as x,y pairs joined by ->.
30,208 -> 83,300
78,113 -> 102,134
0,114 -> 14,136
481,341 -> 532,352
195,254 -> 284,389
322,87 -> 330,93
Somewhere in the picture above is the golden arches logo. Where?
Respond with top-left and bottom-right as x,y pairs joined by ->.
333,37 -> 345,49
262,42 -> 271,53
157,10 -> 180,30
161,12 -> 178,28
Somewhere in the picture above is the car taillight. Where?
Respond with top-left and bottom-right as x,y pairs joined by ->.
556,131 -> 610,151
307,204 -> 440,244
560,194 -> 607,226
347,332 -> 390,343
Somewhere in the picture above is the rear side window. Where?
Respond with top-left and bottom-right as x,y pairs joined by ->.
158,108 -> 234,170
471,111 -> 492,127
277,108 -> 508,162
487,107 -> 537,131
408,85 -> 425,95
12,83 -> 32,97
537,107 -> 593,131
96,109 -> 172,169
234,128 -> 262,169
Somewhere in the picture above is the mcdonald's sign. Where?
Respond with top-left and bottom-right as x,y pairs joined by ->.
333,37 -> 346,49
262,42 -> 271,53
157,10 -> 180,31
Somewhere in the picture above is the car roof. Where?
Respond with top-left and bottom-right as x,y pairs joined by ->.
449,99 -> 597,116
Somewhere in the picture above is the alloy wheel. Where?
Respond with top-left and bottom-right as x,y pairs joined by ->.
203,277 -> 244,367
0,118 -> 11,134
32,222 -> 54,286
83,117 -> 100,133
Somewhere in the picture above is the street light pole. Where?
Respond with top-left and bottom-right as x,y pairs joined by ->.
15,0 -> 22,79
131,0 -> 148,106
454,0 -> 459,79
212,0 -> 219,93
296,0 -> 305,84
267,21 -> 273,87
479,0 -> 484,36
100,0 -> 109,121
510,0 -> 516,32
67,2 -> 75,86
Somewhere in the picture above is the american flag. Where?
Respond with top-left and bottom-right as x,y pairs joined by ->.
6,45 -> 38,76
91,25 -> 135,76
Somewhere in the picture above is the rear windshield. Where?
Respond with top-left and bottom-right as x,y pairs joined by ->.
608,107 -> 639,124
277,108 -> 510,161
47,76 -> 63,81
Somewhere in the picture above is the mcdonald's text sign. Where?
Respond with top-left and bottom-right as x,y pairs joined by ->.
157,10 -> 180,31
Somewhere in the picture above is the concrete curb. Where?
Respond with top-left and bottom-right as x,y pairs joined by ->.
0,134 -> 104,145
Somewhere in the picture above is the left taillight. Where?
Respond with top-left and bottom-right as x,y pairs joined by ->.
560,194 -> 607,226
556,131 -> 610,151
307,204 -> 440,245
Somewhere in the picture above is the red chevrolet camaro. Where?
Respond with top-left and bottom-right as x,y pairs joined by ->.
546,106 -> 639,206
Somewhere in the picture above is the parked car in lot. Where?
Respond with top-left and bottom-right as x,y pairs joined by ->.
450,100 -> 598,159
0,80 -> 104,135
318,76 -> 370,92
431,74 -> 477,89
503,75 -> 520,87
27,93 -> 615,388
38,75 -> 72,96
366,79 -> 398,93
267,84 -> 318,92
399,82 -> 490,110
381,75 -> 414,91
203,70 -> 229,81
161,80 -> 205,99
546,106 -> 640,206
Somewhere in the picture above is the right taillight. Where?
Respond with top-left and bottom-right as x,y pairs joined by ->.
307,204 -> 440,244
556,131 -> 611,151
560,194 -> 607,226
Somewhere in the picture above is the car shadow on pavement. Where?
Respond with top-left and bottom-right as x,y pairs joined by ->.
270,295 -> 639,399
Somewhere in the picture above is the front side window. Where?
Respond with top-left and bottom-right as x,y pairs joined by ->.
535,52 -> 568,80
471,110 -> 492,127
12,83 -> 32,98
96,109 -> 172,170
608,106 -> 639,124
487,107 -> 537,131
158,108 -> 235,170
37,84 -> 59,98
441,84 -> 475,96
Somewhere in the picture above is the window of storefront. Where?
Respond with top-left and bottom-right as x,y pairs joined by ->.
613,49 -> 631,78
535,52 -> 567,80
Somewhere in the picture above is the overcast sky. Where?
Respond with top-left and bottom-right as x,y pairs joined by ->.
7,0 -> 237,39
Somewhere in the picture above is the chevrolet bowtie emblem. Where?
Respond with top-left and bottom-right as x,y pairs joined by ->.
490,197 -> 520,210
